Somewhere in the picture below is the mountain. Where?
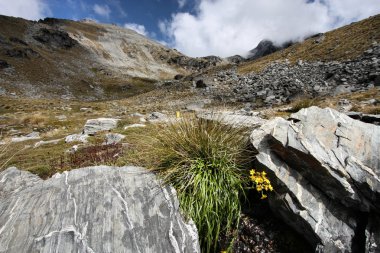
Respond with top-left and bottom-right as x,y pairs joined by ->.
246,40 -> 293,60
0,15 -> 224,100
239,14 -> 380,73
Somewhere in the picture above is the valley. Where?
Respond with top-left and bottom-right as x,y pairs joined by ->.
1,12 -> 380,253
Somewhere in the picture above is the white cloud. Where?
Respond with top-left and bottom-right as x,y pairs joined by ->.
124,23 -> 148,36
178,0 -> 187,8
93,4 -> 111,18
161,0 -> 380,57
0,0 -> 49,20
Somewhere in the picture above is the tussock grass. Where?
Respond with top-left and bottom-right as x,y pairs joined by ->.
150,117 -> 250,252
287,98 -> 318,113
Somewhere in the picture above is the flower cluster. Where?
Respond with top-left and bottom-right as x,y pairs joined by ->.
249,169 -> 273,199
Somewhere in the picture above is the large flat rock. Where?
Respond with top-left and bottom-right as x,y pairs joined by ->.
250,106 -> 380,252
0,166 -> 199,253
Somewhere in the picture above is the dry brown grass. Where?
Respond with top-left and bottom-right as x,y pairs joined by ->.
238,14 -> 380,74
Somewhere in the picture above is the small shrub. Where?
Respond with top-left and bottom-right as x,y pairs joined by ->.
151,117 -> 250,253
49,143 -> 124,173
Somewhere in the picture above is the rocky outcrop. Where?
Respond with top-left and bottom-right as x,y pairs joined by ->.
0,166 -> 200,253
250,107 -> 380,252
33,28 -> 78,49
210,42 -> 380,106
247,40 -> 293,60
247,40 -> 281,60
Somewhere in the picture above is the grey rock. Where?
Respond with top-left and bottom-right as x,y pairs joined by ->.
334,85 -> 353,95
34,138 -> 62,148
147,112 -> 169,123
250,107 -> 380,252
124,123 -> 146,129
185,102 -> 205,112
103,133 -> 125,144
195,79 -> 207,88
198,111 -> 266,128
83,118 -> 119,135
65,134 -> 89,143
55,115 -> 67,121
11,132 -> 40,143
366,215 -> 380,253
0,166 -> 200,253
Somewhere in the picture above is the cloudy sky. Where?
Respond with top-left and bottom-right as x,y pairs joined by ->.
0,0 -> 379,57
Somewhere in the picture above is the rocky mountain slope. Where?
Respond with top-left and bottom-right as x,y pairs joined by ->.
184,14 -> 380,109
0,15 -> 225,100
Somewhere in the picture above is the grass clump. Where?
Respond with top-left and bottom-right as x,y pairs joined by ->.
288,98 -> 317,113
152,116 -> 250,252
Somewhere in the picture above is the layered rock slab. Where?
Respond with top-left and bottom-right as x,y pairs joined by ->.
250,106 -> 380,252
0,166 -> 199,253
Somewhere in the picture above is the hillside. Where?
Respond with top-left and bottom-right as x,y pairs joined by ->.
238,14 -> 380,74
0,15 -> 225,100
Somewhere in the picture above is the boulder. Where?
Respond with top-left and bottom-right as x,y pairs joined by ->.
65,134 -> 89,143
124,123 -> 146,129
103,133 -> 125,144
250,107 -> 380,252
0,166 -> 200,253
0,59 -> 10,69
34,138 -> 62,148
195,79 -> 207,88
147,112 -> 169,123
83,118 -> 119,135
198,111 -> 266,128
11,132 -> 40,143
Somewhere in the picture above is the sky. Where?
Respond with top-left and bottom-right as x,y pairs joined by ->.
0,0 -> 380,57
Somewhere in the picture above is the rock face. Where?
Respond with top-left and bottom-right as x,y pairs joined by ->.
83,118 -> 119,135
247,40 -> 282,60
33,28 -> 78,49
0,166 -> 200,253
250,107 -> 380,252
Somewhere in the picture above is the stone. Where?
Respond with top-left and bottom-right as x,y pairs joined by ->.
55,115 -> 67,121
83,118 -> 119,135
11,132 -> 40,143
185,102 -> 205,112
147,112 -> 169,123
65,134 -> 89,143
0,59 -> 10,69
34,139 -> 62,148
195,79 -> 207,88
174,74 -> 184,80
103,133 -> 125,144
0,166 -> 200,253
250,107 -> 380,252
124,123 -> 146,129
334,85 -> 353,95
198,111 -> 266,128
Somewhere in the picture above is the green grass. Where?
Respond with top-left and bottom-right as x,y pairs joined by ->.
149,117 -> 250,252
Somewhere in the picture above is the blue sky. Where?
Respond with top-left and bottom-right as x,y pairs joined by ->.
47,0 -> 194,42
1,0 -> 380,57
